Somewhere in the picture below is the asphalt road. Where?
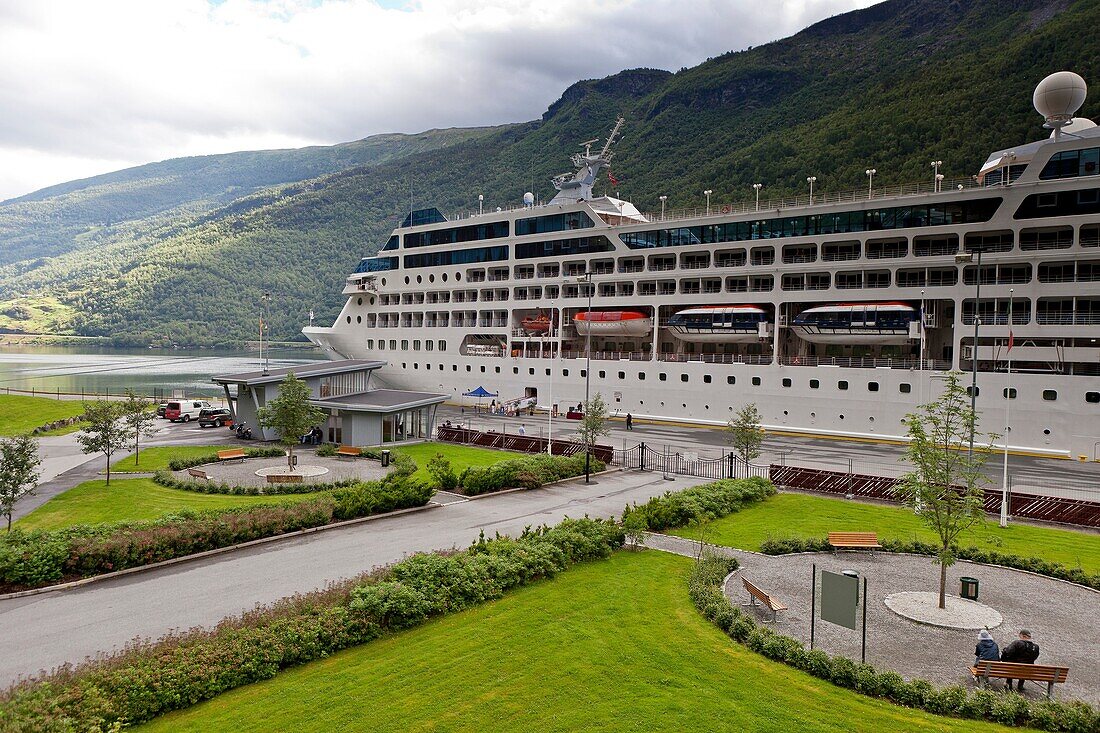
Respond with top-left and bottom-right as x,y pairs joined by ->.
438,406 -> 1100,502
0,470 -> 706,686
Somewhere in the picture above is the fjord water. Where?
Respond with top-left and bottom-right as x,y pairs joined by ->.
0,344 -> 325,399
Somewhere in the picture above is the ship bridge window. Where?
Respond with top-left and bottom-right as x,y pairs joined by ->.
1039,147 -> 1100,180
404,245 -> 509,269
1015,188 -> 1100,219
382,235 -> 399,251
401,208 -> 447,228
404,220 -> 509,248
355,256 -> 398,273
516,212 -> 595,235
515,235 -> 613,259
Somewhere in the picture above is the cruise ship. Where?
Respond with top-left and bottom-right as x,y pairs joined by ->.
305,72 -> 1100,458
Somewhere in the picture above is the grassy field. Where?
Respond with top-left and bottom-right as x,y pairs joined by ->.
669,493 -> 1100,573
16,478 -> 318,531
138,551 -> 1009,733
110,445 -> 238,472
0,394 -> 87,436
394,442 -> 515,483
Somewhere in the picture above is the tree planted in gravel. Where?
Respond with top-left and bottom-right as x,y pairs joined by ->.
257,373 -> 326,471
0,435 -> 41,531
77,400 -> 127,486
725,403 -> 764,463
121,390 -> 158,466
898,371 -> 994,609
578,393 -> 610,482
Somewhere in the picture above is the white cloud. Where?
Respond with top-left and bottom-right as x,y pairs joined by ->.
0,0 -> 877,200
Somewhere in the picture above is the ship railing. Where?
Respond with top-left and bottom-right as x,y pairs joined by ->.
1036,313 -> 1100,325
657,353 -> 774,365
641,176 -> 983,224
559,350 -> 651,361
778,356 -> 951,370
961,314 -> 1031,325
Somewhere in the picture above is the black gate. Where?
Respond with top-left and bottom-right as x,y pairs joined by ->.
613,442 -> 768,480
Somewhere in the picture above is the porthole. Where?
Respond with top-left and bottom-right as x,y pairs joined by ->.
727,376 -> 736,385
899,383 -> 911,394
513,367 -> 519,374
480,366 -> 486,373
782,410 -> 788,416
442,273 -> 448,282
703,375 -> 712,384
1043,428 -> 1051,435
660,401 -> 665,406
682,403 -> 687,408
869,416 -> 875,423
346,316 -> 351,323
659,373 -> 667,381
810,411 -> 816,418
705,405 -> 710,410
381,278 -> 387,286
546,369 -> 551,376
680,374 -> 689,383
782,378 -> 792,388
356,315 -> 362,323
618,371 -> 625,379
600,371 -> 607,379
752,376 -> 761,386
416,275 -> 423,284
466,365 -> 471,372
838,380 -> 849,390
404,276 -> 410,285
966,386 -> 980,397
809,379 -> 820,389
868,382 -> 879,392
1004,388 -> 1018,399
1087,392 -> 1100,404
456,272 -> 462,281
1042,389 -> 1057,401
369,296 -> 376,305
529,368 -> 535,375
839,414 -> 845,420
357,297 -> 363,306
429,274 -> 435,283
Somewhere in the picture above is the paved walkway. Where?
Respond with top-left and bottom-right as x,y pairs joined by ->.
0,471 -> 708,685
646,534 -> 1098,705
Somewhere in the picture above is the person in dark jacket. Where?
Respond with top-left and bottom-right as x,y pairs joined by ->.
974,629 -> 1000,668
1000,630 -> 1040,691
625,413 -> 633,430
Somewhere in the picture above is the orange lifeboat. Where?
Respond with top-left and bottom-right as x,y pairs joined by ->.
520,313 -> 552,335
573,311 -> 652,337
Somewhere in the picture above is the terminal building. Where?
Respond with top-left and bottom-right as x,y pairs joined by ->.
212,360 -> 446,445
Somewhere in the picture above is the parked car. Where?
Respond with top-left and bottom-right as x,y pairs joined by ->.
165,400 -> 213,422
198,408 -> 234,428
156,402 -> 168,418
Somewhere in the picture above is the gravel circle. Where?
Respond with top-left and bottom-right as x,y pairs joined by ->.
725,551 -> 1099,704
884,591 -> 1003,630
172,451 -> 392,488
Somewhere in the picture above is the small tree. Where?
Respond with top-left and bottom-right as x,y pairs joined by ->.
578,393 -> 610,479
76,400 -> 127,486
622,511 -> 647,550
726,403 -> 764,463
426,452 -> 457,491
899,371 -> 993,609
257,373 -> 326,471
121,390 -> 158,467
0,435 -> 41,531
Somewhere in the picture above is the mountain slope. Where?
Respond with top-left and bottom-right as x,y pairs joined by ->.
1,0 -> 1096,346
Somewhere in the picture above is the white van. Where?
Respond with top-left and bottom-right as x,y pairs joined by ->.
165,399 -> 213,422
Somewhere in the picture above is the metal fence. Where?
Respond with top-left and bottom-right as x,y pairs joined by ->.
436,426 -> 614,464
613,442 -> 770,481
0,386 -> 180,401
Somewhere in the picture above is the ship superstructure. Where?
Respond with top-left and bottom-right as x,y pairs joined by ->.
305,73 -> 1100,457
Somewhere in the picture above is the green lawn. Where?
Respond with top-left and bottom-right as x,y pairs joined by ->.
111,445 -> 238,472
16,478 -> 317,531
138,551 -> 1008,733
0,394 -> 87,436
670,492 -> 1100,573
393,442 -> 515,483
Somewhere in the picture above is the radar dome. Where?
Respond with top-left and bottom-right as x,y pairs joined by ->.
1049,117 -> 1097,138
523,192 -> 535,206
1033,71 -> 1087,122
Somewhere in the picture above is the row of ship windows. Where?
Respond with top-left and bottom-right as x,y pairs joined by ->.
385,357 -> 1091,404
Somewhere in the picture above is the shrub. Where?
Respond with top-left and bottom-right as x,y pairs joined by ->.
457,453 -> 601,496
167,447 -> 285,471
686,548 -> 1100,732
0,518 -> 623,731
315,443 -> 337,457
425,453 -> 458,491
0,478 -> 432,591
153,470 -> 359,496
622,477 -> 775,531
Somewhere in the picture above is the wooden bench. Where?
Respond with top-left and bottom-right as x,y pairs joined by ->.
266,473 -> 304,484
186,468 -> 210,480
970,661 -> 1070,700
828,531 -> 882,555
216,448 -> 247,462
335,445 -> 361,459
741,576 -> 788,623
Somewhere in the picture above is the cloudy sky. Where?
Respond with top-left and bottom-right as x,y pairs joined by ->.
0,0 -> 877,200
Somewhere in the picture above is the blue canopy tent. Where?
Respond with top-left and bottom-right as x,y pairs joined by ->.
463,386 -> 499,413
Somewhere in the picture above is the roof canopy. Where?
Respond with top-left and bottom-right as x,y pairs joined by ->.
212,359 -> 386,387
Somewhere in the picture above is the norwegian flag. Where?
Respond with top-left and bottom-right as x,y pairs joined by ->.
607,169 -> 620,187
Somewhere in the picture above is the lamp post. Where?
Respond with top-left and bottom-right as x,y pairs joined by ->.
547,300 -> 555,456
1001,288 -> 1014,528
752,183 -> 762,212
955,248 -> 983,458
931,160 -> 943,192
865,169 -> 876,199
260,292 -> 270,375
576,272 -> 595,483
659,195 -> 667,220
704,189 -> 713,216
806,176 -> 817,204
935,173 -> 944,193
478,194 -> 484,216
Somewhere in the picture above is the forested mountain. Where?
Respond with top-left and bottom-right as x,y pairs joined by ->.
1,0 -> 1097,346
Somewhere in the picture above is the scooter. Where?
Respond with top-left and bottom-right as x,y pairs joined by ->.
235,422 -> 254,440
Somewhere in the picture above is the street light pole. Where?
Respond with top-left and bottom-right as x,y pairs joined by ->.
931,160 -> 943,192
807,176 -> 817,204
659,195 -> 667,220
752,183 -> 762,212
547,300 -> 555,456
260,292 -> 271,375
865,169 -> 876,199
704,189 -> 713,216
1001,289 -> 1013,528
956,248 -> 983,459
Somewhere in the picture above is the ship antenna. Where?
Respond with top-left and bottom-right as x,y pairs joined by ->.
1033,71 -> 1087,140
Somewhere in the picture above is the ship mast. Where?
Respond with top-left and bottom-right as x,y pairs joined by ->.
548,116 -> 625,204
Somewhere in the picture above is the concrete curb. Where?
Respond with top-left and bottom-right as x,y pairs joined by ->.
0,503 -> 440,601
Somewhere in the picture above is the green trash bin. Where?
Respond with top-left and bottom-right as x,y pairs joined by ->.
960,576 -> 979,601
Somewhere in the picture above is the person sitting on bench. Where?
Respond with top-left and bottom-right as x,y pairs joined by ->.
974,629 -> 1000,671
999,630 -> 1040,691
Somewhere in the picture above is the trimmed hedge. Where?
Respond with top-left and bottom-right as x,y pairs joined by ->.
621,477 -> 775,531
688,559 -> 1098,732
759,536 -> 1100,591
457,452 -> 602,495
154,470 -> 361,496
0,518 -> 624,731
0,478 -> 431,591
166,447 -> 285,471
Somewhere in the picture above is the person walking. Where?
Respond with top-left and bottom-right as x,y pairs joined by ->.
626,413 -> 633,431
974,629 -> 1000,673
1000,630 -> 1040,691
518,424 -> 526,436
